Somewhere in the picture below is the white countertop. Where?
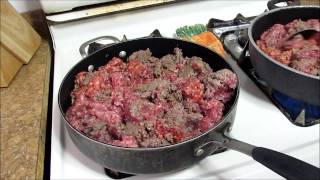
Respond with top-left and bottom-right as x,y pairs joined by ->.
49,1 -> 319,179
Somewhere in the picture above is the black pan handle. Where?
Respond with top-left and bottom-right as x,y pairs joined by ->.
252,147 -> 320,180
267,0 -> 300,10
195,125 -> 320,180
224,137 -> 320,180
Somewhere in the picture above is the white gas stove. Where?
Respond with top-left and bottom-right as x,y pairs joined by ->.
48,1 -> 319,179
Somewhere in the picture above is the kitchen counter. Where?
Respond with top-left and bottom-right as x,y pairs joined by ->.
0,11 -> 50,180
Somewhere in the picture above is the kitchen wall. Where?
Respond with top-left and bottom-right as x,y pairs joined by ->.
8,0 -> 41,13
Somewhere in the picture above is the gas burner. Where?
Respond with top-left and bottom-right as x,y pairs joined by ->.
208,14 -> 320,126
208,13 -> 255,38
208,14 -> 255,61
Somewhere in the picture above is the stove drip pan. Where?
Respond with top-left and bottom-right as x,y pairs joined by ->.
272,90 -> 320,126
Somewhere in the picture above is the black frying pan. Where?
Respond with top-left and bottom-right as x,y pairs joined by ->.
58,37 -> 319,179
248,6 -> 320,106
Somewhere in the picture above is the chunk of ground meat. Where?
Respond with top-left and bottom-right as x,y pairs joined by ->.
181,78 -> 204,102
260,24 -> 288,48
183,99 -> 201,113
164,103 -> 186,124
125,99 -> 164,122
66,48 -> 237,148
110,135 -> 138,148
178,65 -> 197,78
155,120 -> 184,144
110,72 -> 130,88
129,48 -> 152,63
127,59 -> 147,77
198,99 -> 224,132
212,69 -> 238,89
153,61 -> 162,77
290,58 -> 320,76
139,136 -> 170,147
174,47 -> 184,63
106,57 -> 126,73
294,46 -> 320,60
161,54 -> 177,72
123,122 -> 149,141
202,69 -> 237,102
190,56 -> 205,73
257,18 -> 320,76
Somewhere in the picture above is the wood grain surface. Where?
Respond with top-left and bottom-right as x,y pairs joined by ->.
0,0 -> 41,64
0,44 -> 23,87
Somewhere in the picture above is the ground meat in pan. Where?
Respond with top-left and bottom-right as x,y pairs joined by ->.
66,48 -> 237,148
256,19 -> 320,76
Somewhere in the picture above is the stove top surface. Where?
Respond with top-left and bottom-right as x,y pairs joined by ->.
47,1 -> 320,179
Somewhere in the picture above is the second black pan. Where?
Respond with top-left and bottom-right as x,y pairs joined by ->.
248,6 -> 320,106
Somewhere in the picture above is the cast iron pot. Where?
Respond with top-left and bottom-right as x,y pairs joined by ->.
58,37 -> 319,179
248,6 -> 320,106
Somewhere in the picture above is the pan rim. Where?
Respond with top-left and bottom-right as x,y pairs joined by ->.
248,5 -> 320,80
58,36 -> 240,151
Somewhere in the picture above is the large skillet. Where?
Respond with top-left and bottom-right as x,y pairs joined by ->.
58,37 -> 319,179
248,6 -> 320,106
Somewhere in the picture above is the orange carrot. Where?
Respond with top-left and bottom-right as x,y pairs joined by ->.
191,32 -> 225,58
